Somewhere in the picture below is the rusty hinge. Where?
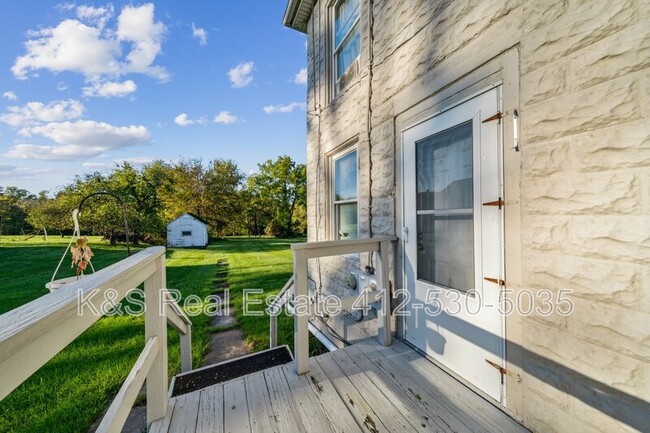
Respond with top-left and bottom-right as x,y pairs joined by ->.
486,359 -> 522,384
482,112 -> 503,123
484,277 -> 506,286
483,198 -> 505,209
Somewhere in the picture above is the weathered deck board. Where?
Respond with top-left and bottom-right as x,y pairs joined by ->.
196,382 -> 223,433
289,359 -> 364,433
169,391 -> 200,433
352,340 -> 493,433
387,340 -> 526,433
150,339 -> 528,433
149,398 -> 176,433
325,349 -> 422,433
342,343 -> 471,433
279,364 -> 335,433
315,352 -> 395,433
263,367 -> 306,433
223,378 -> 251,433
244,370 -> 277,433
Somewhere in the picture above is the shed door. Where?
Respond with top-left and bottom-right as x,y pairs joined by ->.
402,87 -> 505,402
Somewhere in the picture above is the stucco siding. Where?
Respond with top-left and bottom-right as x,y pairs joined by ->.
302,1 -> 649,432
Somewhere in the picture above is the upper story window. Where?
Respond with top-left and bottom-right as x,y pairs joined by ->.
334,0 -> 360,94
332,148 -> 358,240
181,230 -> 192,236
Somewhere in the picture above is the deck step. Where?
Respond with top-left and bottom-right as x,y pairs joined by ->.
170,345 -> 293,397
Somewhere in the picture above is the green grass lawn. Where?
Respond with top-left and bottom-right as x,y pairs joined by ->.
0,235 -> 308,433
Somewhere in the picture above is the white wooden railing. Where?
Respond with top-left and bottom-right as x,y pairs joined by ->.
0,246 -> 192,432
290,237 -> 396,374
269,276 -> 294,348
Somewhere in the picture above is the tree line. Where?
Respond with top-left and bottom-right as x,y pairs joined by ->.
0,155 -> 306,242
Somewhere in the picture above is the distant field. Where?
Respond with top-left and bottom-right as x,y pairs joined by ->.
0,236 -> 305,433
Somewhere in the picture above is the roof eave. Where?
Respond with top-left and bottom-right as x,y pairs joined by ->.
283,0 -> 315,34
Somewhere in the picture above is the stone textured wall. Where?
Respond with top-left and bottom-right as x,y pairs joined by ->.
304,1 -> 649,432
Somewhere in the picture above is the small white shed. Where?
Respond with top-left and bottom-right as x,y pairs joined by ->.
166,213 -> 208,248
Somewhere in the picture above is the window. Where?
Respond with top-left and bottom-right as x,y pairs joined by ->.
416,121 -> 474,292
333,0 -> 360,94
332,148 -> 358,240
181,230 -> 192,237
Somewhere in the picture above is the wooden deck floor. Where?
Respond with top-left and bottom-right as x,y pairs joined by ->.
150,339 -> 528,433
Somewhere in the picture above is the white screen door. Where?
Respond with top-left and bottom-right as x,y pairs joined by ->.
402,87 -> 505,402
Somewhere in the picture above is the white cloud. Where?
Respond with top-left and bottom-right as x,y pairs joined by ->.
5,120 -> 150,160
116,4 -> 168,80
173,113 -> 189,125
213,111 -> 238,124
82,161 -> 113,169
12,19 -> 121,79
12,3 -> 168,87
263,102 -> 307,114
192,23 -> 207,46
2,91 -> 17,101
119,156 -> 153,165
0,164 -> 55,179
76,4 -> 114,30
56,81 -> 68,91
82,80 -> 137,98
83,156 -> 153,169
293,68 -> 307,85
55,2 -> 76,12
174,113 -> 206,126
0,99 -> 84,127
228,61 -> 254,88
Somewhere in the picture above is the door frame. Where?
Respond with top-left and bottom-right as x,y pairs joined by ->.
400,84 -> 506,402
392,47 -> 522,417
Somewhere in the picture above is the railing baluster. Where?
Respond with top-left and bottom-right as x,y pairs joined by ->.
376,240 -> 392,346
180,326 -> 192,373
293,250 -> 309,374
270,314 -> 278,348
144,254 -> 168,425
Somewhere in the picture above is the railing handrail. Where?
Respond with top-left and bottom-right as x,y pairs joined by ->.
0,246 -> 164,358
0,247 -> 165,400
291,236 -> 397,258
0,245 -> 192,431
291,237 -> 396,374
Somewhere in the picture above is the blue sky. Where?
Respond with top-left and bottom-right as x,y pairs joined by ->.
0,1 -> 308,193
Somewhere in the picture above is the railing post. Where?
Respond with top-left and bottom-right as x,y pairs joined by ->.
293,249 -> 309,374
270,314 -> 278,348
144,253 -> 168,425
180,325 -> 192,373
376,240 -> 392,346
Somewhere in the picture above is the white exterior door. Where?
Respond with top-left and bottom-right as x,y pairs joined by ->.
402,87 -> 505,402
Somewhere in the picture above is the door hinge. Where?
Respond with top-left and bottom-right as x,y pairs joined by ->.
484,277 -> 506,286
482,112 -> 503,123
483,198 -> 504,209
486,359 -> 522,384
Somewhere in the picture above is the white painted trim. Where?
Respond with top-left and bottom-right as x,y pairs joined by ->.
399,81 -> 503,134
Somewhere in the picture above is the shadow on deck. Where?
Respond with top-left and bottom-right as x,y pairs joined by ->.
151,339 -> 528,433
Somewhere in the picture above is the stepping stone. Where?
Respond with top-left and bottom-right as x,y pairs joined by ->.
203,329 -> 250,365
211,308 -> 237,328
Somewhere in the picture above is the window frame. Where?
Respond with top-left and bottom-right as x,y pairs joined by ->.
330,146 -> 359,240
181,230 -> 192,237
331,0 -> 361,96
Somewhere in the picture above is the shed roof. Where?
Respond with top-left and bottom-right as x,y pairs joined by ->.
168,213 -> 208,226
283,0 -> 316,33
